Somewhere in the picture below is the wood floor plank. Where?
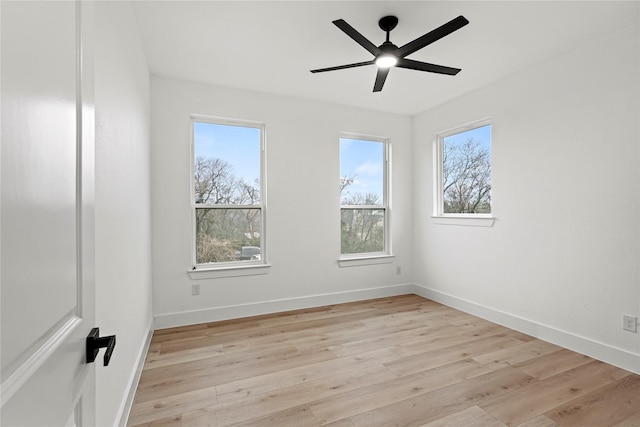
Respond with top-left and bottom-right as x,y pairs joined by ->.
480,360 -> 631,426
545,375 -> 640,426
516,415 -> 559,427
211,364 -> 398,426
613,412 -> 640,427
214,319 -> 368,354
309,358 -> 494,424
180,408 -> 219,427
127,295 -> 640,427
132,414 -> 182,427
347,366 -> 535,427
128,385 -> 218,426
134,345 -> 303,403
256,294 -> 427,329
215,347 -> 396,403
327,323 -> 456,357
418,405 -> 508,427
472,338 -> 563,370
389,323 -> 524,359
514,348 -> 593,380
383,333 -> 526,377
144,343 -> 225,370
322,420 -> 356,427
215,404 -> 323,427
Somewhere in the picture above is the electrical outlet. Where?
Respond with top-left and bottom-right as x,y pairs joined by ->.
623,314 -> 637,332
192,284 -> 200,296
396,266 -> 402,275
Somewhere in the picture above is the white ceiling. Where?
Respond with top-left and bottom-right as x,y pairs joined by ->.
131,1 -> 636,116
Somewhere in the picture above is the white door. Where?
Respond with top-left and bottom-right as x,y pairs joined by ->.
1,1 -> 98,426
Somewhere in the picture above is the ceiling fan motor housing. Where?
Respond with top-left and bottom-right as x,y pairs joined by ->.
379,41 -> 398,53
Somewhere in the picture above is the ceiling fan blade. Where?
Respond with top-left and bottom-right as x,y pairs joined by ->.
373,67 -> 390,92
397,15 -> 469,58
310,60 -> 374,73
396,58 -> 461,75
333,19 -> 381,56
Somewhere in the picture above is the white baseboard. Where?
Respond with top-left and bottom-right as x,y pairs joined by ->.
413,285 -> 640,375
154,284 -> 414,330
152,283 -> 639,374
117,317 -> 154,427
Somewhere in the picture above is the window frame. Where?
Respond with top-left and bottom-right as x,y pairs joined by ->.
339,133 -> 392,260
433,118 -> 494,226
190,115 -> 267,271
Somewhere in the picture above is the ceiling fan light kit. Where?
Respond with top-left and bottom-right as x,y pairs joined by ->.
375,54 -> 397,68
311,15 -> 469,92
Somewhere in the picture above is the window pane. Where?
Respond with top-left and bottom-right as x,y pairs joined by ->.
195,208 -> 262,264
340,138 -> 384,206
194,122 -> 261,205
442,124 -> 491,213
341,208 -> 385,254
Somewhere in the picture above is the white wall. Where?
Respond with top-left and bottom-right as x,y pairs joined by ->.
95,2 -> 153,426
412,19 -> 640,373
150,76 -> 413,327
148,2 -> 638,375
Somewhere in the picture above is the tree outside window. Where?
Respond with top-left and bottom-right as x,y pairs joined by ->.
192,120 -> 264,266
340,137 -> 389,256
437,122 -> 491,215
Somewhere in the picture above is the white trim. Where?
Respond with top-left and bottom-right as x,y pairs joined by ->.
1,316 -> 82,407
433,118 -> 492,217
431,215 -> 495,227
188,263 -> 271,279
152,285 -> 639,374
340,131 -> 390,142
154,284 -> 414,329
382,136 -> 390,256
117,318 -> 154,427
190,114 -> 264,129
189,116 -> 267,268
338,255 -> 395,267
436,117 -> 493,138
413,285 -> 640,375
339,134 -> 391,256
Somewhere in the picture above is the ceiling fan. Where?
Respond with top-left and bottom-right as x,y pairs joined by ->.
310,15 -> 469,92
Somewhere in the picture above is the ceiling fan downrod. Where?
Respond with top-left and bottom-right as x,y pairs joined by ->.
378,15 -> 398,43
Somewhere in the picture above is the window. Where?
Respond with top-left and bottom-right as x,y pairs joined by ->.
340,136 -> 389,257
435,120 -> 492,216
192,117 -> 265,268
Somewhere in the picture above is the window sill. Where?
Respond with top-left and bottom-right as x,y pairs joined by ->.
188,263 -> 271,280
338,255 -> 395,267
431,215 -> 495,227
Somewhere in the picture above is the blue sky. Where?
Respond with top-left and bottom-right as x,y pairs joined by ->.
340,138 -> 384,201
195,124 -> 385,202
194,122 -> 488,199
194,121 -> 261,184
443,124 -> 491,154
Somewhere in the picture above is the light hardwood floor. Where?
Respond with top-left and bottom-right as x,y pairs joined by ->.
128,295 -> 640,426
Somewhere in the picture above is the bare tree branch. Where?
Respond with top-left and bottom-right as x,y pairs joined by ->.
443,138 -> 491,213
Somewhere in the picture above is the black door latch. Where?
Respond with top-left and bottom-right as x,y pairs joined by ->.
86,327 -> 116,366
